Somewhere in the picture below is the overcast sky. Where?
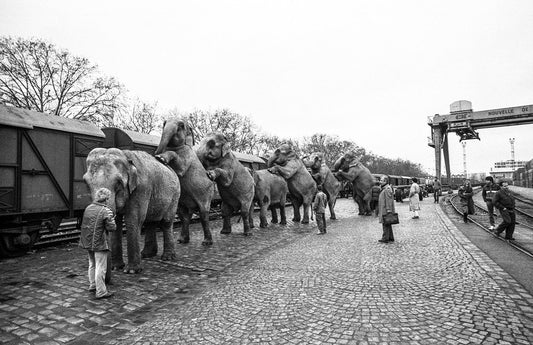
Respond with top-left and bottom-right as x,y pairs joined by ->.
1,0 -> 532,176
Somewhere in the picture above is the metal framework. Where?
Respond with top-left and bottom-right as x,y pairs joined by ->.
428,102 -> 533,180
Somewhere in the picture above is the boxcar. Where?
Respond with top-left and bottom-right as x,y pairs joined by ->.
0,105 -> 105,256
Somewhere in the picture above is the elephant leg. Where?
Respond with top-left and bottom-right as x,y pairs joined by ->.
199,208 -> 213,246
279,204 -> 287,225
260,202 -> 269,228
292,200 -> 302,222
355,194 -> 364,215
178,206 -> 191,244
220,202 -> 233,234
111,214 -> 125,270
141,223 -> 158,258
249,201 -> 255,229
241,201 -> 253,236
329,197 -> 337,220
124,214 -> 144,274
301,202 -> 311,224
270,205 -> 279,224
160,218 -> 177,261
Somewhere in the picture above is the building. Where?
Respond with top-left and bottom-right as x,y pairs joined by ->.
489,159 -> 527,180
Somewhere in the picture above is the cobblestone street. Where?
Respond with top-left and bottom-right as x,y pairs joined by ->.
1,198 -> 533,344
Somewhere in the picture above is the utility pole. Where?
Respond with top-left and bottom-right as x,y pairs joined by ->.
509,137 -> 515,161
462,141 -> 467,179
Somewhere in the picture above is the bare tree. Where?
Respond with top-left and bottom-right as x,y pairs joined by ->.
0,37 -> 123,124
113,99 -> 161,134
302,133 -> 363,167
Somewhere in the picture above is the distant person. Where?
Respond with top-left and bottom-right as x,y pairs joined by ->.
378,175 -> 395,243
369,181 -> 381,217
394,187 -> 403,203
409,177 -> 421,219
458,179 -> 474,223
313,185 -> 328,235
482,176 -> 500,230
492,181 -> 516,240
432,177 -> 442,203
79,188 -> 116,299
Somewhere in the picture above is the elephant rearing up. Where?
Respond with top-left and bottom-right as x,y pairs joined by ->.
332,152 -> 374,216
303,152 -> 342,220
155,117 -> 215,245
196,132 -> 255,236
268,144 -> 317,224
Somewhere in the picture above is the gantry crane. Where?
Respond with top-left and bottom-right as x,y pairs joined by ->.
428,101 -> 533,180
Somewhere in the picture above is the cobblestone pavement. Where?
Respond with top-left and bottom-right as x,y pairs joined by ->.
1,199 -> 533,344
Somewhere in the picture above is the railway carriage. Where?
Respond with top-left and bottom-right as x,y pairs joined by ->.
0,105 -> 106,256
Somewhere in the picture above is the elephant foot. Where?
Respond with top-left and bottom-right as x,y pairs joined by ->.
178,237 -> 190,244
202,239 -> 213,246
242,231 -> 253,237
280,220 -> 287,225
292,217 -> 301,222
112,263 -> 125,271
220,229 -> 232,235
330,216 -> 337,220
301,219 -> 310,224
155,155 -> 167,164
260,221 -> 268,228
161,252 -> 177,261
141,250 -> 157,259
271,219 -> 278,224
123,265 -> 143,274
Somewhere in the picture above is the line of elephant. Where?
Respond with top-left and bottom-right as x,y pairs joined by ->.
83,117 -> 375,274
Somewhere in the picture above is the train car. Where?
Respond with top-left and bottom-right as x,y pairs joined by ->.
513,159 -> 533,188
0,105 -> 105,256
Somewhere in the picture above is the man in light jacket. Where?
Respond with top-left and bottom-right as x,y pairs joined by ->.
79,188 -> 116,299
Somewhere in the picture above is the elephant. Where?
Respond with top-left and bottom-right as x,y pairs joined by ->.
267,144 -> 317,224
332,152 -> 374,215
84,148 -> 180,274
154,117 -> 215,246
252,169 -> 289,228
303,152 -> 342,219
196,132 -> 255,236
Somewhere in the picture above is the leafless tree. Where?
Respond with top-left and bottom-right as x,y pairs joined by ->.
0,37 -> 123,124
113,99 -> 161,134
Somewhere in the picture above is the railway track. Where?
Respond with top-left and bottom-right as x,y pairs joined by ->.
449,190 -> 533,259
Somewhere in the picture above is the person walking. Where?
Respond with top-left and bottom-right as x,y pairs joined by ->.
79,188 -> 116,299
492,181 -> 516,240
313,185 -> 328,235
409,177 -> 421,219
378,175 -> 395,243
369,181 -> 381,217
482,176 -> 500,230
458,179 -> 474,223
432,177 -> 442,203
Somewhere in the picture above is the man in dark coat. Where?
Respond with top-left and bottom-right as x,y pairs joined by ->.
492,181 -> 516,240
482,176 -> 500,230
79,188 -> 116,299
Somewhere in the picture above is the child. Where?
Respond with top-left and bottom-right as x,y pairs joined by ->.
313,185 -> 328,234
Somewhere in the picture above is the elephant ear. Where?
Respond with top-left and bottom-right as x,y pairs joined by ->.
332,156 -> 345,172
221,135 -> 231,157
127,160 -> 138,194
184,121 -> 195,146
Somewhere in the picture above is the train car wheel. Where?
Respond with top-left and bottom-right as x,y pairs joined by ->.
0,232 -> 40,258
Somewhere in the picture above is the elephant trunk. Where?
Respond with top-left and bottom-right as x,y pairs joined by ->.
155,125 -> 174,155
332,157 -> 344,172
267,154 -> 278,168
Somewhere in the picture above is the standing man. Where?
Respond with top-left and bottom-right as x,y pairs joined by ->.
378,175 -> 395,243
482,176 -> 500,230
313,185 -> 328,235
432,177 -> 442,203
492,181 -> 516,241
458,179 -> 474,223
79,188 -> 116,299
